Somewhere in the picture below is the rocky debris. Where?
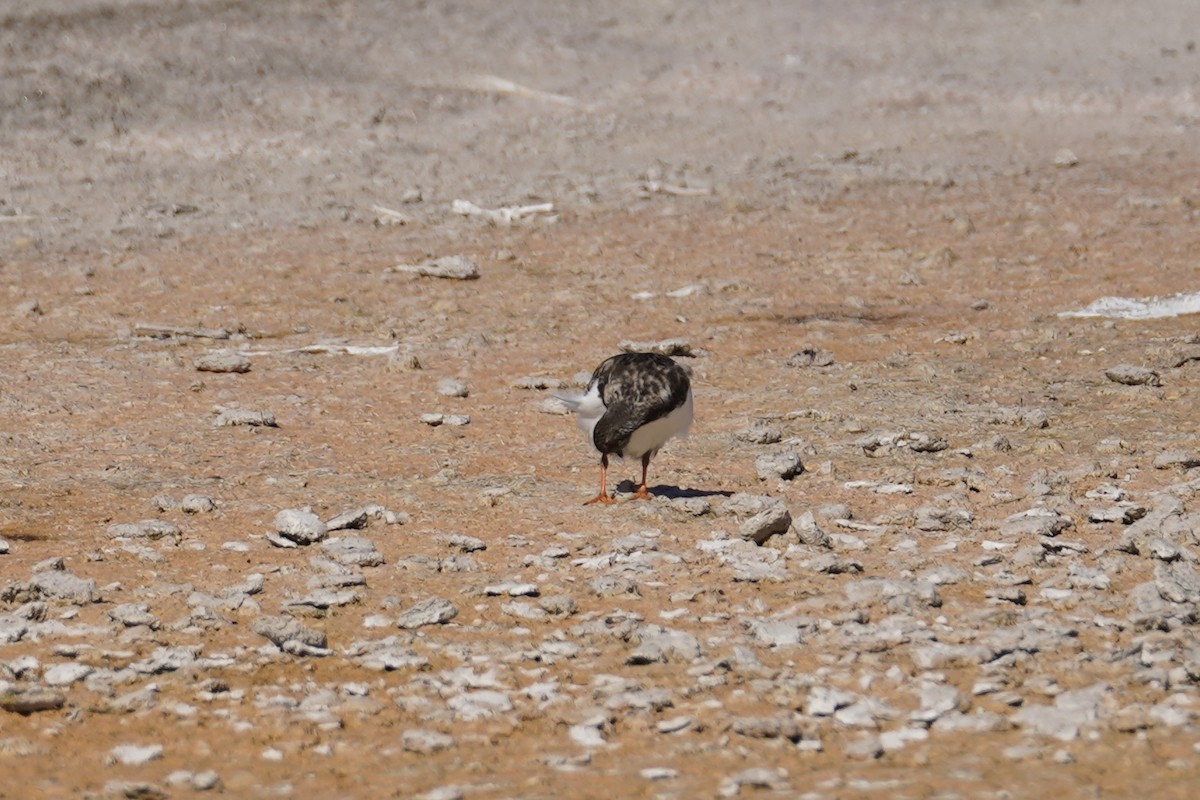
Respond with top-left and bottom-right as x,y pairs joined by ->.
1152,450 -> 1200,470
252,616 -> 329,654
389,255 -> 480,280
274,508 -> 328,545
181,494 -> 217,514
989,406 -> 1050,429
1000,507 -> 1073,538
195,351 -> 251,373
108,520 -> 182,543
402,729 -> 455,754
30,568 -> 97,605
396,598 -> 458,629
1104,364 -> 1161,386
618,338 -> 695,357
721,494 -> 793,545
736,421 -> 782,444
755,450 -> 804,480
0,686 -> 66,714
786,347 -> 835,367
165,771 -> 221,791
213,408 -> 277,427
108,743 -> 165,766
108,603 -> 160,629
858,430 -> 948,455
512,376 -> 568,390
419,413 -> 471,427
437,377 -> 469,397
319,536 -> 383,567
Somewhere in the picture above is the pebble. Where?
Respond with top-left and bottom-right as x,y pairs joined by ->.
274,508 -> 328,545
1152,450 -> 1200,470
437,377 -> 469,397
325,507 -> 370,530
402,729 -> 455,754
195,351 -> 251,373
165,771 -> 221,791
252,616 -> 328,650
180,494 -> 217,514
447,690 -> 512,720
512,376 -> 568,390
618,338 -> 695,357
390,255 -> 480,280
30,570 -> 97,604
320,536 -> 383,566
396,597 -> 459,629
1104,364 -> 1161,386
754,450 -> 804,481
419,413 -> 471,427
0,686 -> 65,714
213,408 -> 277,427
43,662 -> 93,687
108,743 -> 165,766
786,347 -> 835,367
107,520 -> 182,542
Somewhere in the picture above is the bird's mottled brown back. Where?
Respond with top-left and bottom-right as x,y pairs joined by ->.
590,353 -> 690,454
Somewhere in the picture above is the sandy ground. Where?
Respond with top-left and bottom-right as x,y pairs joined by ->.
3,1 -> 1200,798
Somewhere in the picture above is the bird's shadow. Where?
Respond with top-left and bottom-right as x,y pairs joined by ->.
614,480 -> 733,500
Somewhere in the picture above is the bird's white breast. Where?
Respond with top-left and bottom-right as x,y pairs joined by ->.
621,387 -> 693,458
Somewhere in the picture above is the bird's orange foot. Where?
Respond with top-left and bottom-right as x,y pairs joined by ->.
584,494 -> 617,505
631,486 -> 653,501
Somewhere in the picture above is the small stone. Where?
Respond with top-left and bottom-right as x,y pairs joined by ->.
755,450 -> 804,481
1001,508 -> 1072,538
180,494 -> 217,514
1153,451 -> 1200,470
655,716 -> 694,734
391,255 -> 480,280
402,729 -> 455,754
274,508 -> 328,545
251,615 -> 328,650
447,690 -> 512,720
736,422 -> 782,444
195,352 -> 251,373
108,743 -> 165,766
437,377 -> 469,397
438,533 -> 486,552
618,338 -> 695,357
843,735 -> 884,760
30,570 -> 96,604
396,597 -> 458,629
1053,148 -> 1079,168
419,413 -> 470,427
640,768 -> 679,781
1105,364 -> 1161,386
107,520 -> 182,542
103,780 -> 168,800
43,662 -> 94,687
786,347 -> 835,367
213,408 -> 277,427
0,687 -> 65,714
718,767 -> 791,797
320,536 -> 383,567
512,376 -> 568,390
15,299 -> 42,317
325,507 -> 370,530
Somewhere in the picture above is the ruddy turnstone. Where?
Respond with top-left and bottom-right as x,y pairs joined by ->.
556,352 -> 693,504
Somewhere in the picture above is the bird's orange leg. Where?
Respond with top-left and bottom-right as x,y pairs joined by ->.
584,454 -> 617,505
631,453 -> 653,500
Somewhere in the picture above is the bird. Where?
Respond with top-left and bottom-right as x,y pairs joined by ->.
555,352 -> 693,504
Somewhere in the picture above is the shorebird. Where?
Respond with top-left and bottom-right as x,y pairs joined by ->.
556,352 -> 693,504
